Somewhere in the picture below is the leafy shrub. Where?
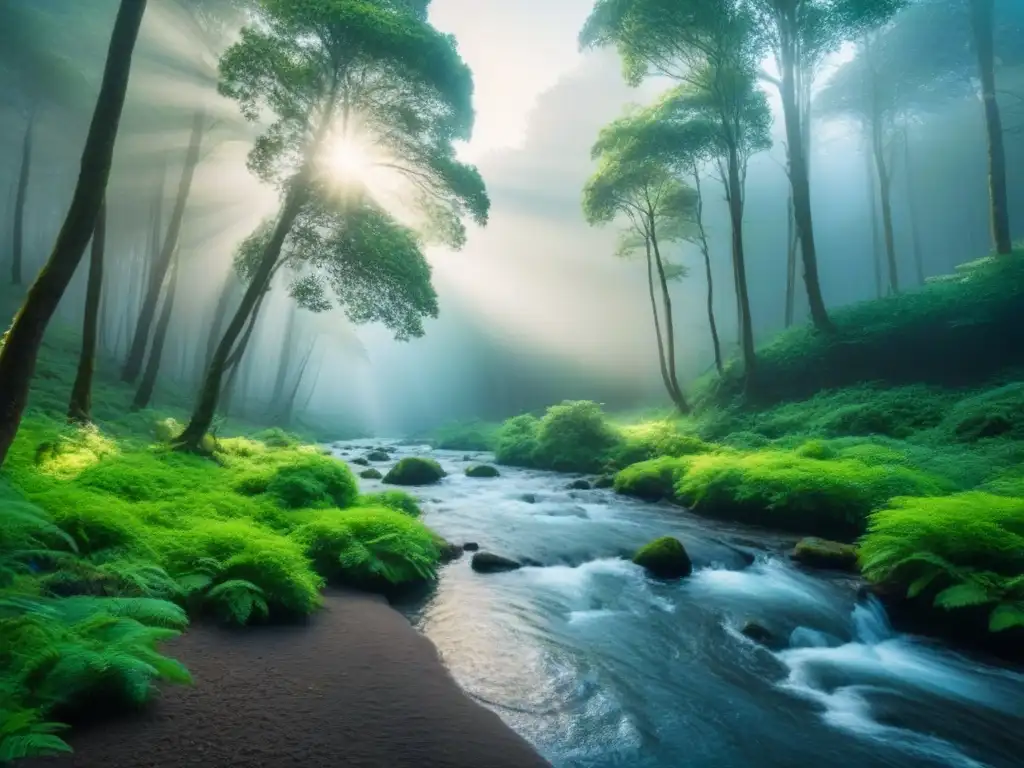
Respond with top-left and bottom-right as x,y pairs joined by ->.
264,455 -> 358,509
942,383 -> 1024,442
291,507 -> 440,588
252,427 -> 300,448
860,492 -> 1024,632
613,420 -> 711,467
533,401 -> 621,473
382,457 -> 445,486
614,457 -> 687,502
357,491 -> 421,517
493,414 -> 540,467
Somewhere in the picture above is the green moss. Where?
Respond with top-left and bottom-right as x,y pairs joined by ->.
357,491 -> 422,517
359,468 -> 383,480
262,455 -> 359,509
382,457 -> 446,486
791,537 -> 858,571
632,536 -> 692,579
465,464 -> 500,478
614,456 -> 686,502
493,414 -> 540,467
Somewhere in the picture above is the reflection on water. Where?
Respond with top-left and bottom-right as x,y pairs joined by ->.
331,441 -> 1024,768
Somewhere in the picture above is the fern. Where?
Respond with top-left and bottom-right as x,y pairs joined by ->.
0,708 -> 71,762
204,579 -> 268,625
989,603 -> 1024,632
51,596 -> 188,630
934,581 -> 997,609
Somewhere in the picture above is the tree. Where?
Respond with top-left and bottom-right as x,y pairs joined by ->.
175,0 -> 488,451
584,144 -> 695,411
581,0 -> 771,375
0,0 -> 148,468
67,199 -> 107,423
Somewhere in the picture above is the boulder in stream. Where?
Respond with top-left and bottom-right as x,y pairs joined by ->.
790,537 -> 859,572
740,620 -> 784,650
567,479 -> 591,491
352,457 -> 370,467
359,468 -> 383,480
438,541 -> 464,563
593,475 -> 614,489
465,464 -> 500,478
366,450 -> 391,462
383,457 -> 446,486
520,493 -> 537,504
463,542 -> 480,552
471,552 -> 522,573
633,536 -> 693,579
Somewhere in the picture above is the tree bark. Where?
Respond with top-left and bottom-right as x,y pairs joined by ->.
648,216 -> 689,413
67,197 -> 107,423
0,0 -> 148,468
131,253 -> 179,411
204,271 -> 235,370
280,341 -> 316,427
271,304 -> 298,416
871,112 -> 900,295
779,28 -> 832,331
644,236 -> 675,403
725,142 -> 757,376
902,125 -> 926,284
784,194 -> 798,327
969,0 -> 1012,255
12,110 -> 34,286
865,139 -> 884,298
691,170 -> 723,374
122,108 -> 206,382
176,180 -> 308,451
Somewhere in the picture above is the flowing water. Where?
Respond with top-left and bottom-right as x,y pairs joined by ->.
331,441 -> 1024,768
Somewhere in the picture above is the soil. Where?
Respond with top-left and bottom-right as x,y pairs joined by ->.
26,590 -> 551,768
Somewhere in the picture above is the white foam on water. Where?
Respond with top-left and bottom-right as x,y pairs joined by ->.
567,608 -> 620,624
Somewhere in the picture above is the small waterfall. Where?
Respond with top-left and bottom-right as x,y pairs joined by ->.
851,596 -> 895,644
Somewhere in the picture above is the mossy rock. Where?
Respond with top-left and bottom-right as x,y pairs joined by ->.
359,468 -> 383,480
465,464 -> 500,478
383,457 -> 446,486
567,479 -> 591,491
790,537 -> 858,572
471,552 -> 521,573
632,536 -> 692,579
366,450 -> 391,462
352,457 -> 370,467
593,474 -> 614,489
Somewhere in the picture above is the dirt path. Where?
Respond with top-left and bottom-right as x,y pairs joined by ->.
27,590 -> 551,768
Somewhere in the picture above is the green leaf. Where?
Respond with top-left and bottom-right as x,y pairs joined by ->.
933,581 -> 995,610
989,603 -> 1024,633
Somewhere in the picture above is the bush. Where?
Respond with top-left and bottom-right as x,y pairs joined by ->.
493,414 -> 540,467
382,457 -> 445,486
264,456 -> 358,509
860,492 -> 1024,632
290,507 -> 440,588
614,457 -> 686,502
252,427 -> 300,448
533,401 -> 621,473
357,491 -> 421,517
612,420 -> 711,467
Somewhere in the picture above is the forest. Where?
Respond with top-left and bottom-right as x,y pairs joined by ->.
0,0 -> 1022,766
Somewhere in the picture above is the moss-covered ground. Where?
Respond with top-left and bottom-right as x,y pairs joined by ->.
0,309 -> 444,760
431,256 -> 1024,643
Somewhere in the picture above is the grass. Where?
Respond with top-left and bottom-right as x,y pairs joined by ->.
0,303 -> 448,760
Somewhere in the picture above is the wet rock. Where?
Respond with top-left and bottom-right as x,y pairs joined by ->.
471,552 -> 522,573
593,474 -> 614,489
438,541 -> 464,563
633,536 -> 693,579
740,620 -> 783,650
352,458 -> 370,467
465,464 -> 500,478
383,457 -> 446,486
790,537 -> 858,572
463,542 -> 480,552
366,450 -> 391,462
520,493 -> 537,504
462,455 -> 472,461
359,468 -> 383,480
567,479 -> 591,491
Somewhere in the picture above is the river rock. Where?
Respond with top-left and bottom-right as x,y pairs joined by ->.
383,457 -> 446,486
790,537 -> 858,572
366,450 -> 391,462
567,479 -> 591,491
465,464 -> 500,478
471,552 -> 521,573
520,493 -> 537,504
463,542 -> 480,552
359,468 -> 383,480
352,457 -> 370,466
593,474 -> 614,489
740,620 -> 784,650
633,536 -> 693,579
438,541 -> 463,563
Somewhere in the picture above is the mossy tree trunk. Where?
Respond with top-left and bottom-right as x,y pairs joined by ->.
131,252 -> 179,411
12,109 -> 34,286
176,182 -> 307,451
644,236 -> 675,403
67,197 -> 107,423
0,0 -> 148,468
724,139 -> 757,378
122,108 -> 205,383
969,0 -> 1012,256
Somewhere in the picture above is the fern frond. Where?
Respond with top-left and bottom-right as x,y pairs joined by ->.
934,581 -> 996,610
205,579 -> 268,625
989,603 -> 1024,632
53,597 -> 188,629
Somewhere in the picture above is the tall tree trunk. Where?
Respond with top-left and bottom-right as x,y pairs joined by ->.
176,181 -> 308,451
12,110 -> 34,286
67,197 -> 107,423
204,271 -> 235,370
865,138 -> 884,298
280,341 -> 316,427
871,115 -> 900,295
271,304 -> 298,414
902,124 -> 926,284
644,235 -> 675,403
969,0 -> 1012,255
0,0 -> 147,468
779,30 -> 832,331
122,108 -> 205,382
648,216 -> 689,413
132,253 -> 179,411
784,194 -> 798,327
219,298 -> 265,418
725,143 -> 757,376
691,170 -> 723,374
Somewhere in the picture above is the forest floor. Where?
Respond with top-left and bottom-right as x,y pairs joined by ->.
431,254 -> 1024,659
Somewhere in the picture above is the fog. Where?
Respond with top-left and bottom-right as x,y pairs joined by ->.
1,0 -> 1022,437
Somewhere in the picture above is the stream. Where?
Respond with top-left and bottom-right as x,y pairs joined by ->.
331,441 -> 1024,768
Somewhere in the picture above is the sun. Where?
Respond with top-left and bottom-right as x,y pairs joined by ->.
323,135 -> 374,184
